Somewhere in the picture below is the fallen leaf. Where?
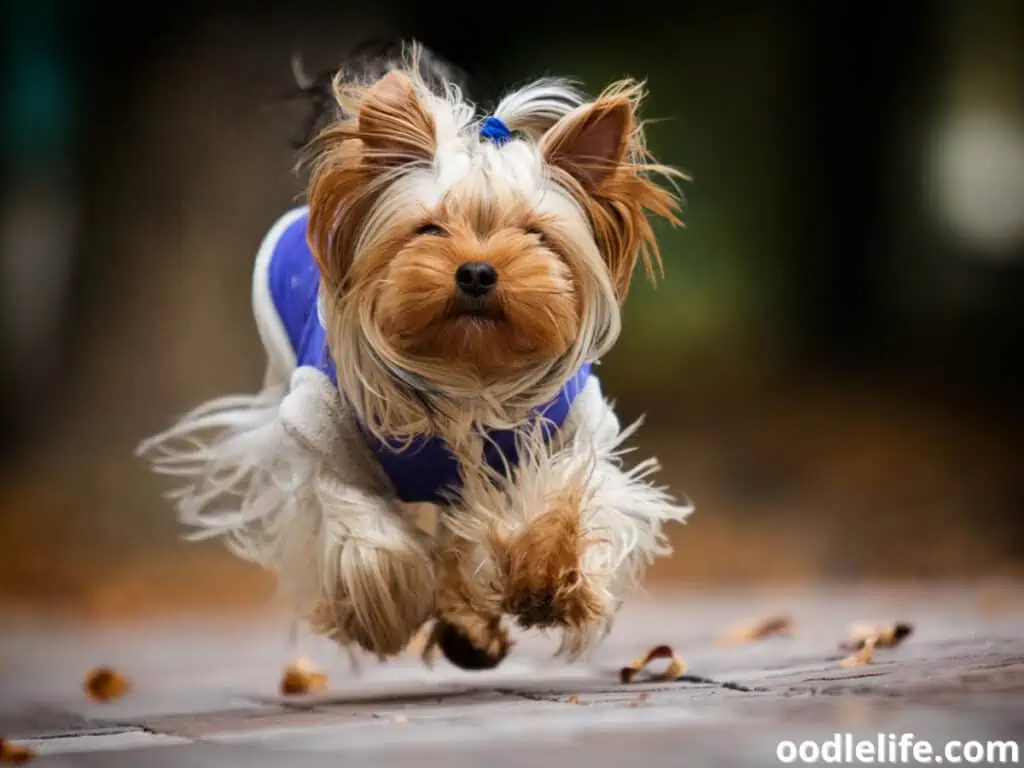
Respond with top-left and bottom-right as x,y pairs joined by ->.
839,621 -> 913,652
718,615 -> 794,645
619,645 -> 686,683
84,667 -> 131,702
0,739 -> 34,765
567,695 -> 580,704
839,638 -> 876,668
280,658 -> 328,695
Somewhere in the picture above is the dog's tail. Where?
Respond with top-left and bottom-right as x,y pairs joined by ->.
284,38 -> 469,149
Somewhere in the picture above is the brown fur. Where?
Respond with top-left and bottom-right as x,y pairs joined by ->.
500,495 -> 605,630
435,538 -> 504,623
306,70 -> 438,294
355,71 -> 436,168
432,539 -> 511,664
541,81 -> 684,300
377,207 -> 580,381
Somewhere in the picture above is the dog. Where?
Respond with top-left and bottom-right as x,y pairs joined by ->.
137,41 -> 693,670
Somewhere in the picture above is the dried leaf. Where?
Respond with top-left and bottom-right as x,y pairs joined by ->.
0,739 -> 34,765
718,615 -> 794,645
567,695 -> 580,704
280,658 -> 328,695
619,644 -> 686,683
84,667 -> 131,702
839,621 -> 913,652
839,638 -> 876,668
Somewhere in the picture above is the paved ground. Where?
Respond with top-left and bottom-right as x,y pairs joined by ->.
2,585 -> 1022,767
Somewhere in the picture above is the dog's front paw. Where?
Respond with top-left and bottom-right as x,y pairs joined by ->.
502,497 -> 606,634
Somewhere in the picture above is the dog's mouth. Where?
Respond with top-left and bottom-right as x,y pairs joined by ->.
451,296 -> 504,322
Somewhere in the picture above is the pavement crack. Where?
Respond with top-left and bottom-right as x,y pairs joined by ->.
676,674 -> 766,693
493,674 -> 767,704
799,671 -> 888,683
494,688 -> 566,703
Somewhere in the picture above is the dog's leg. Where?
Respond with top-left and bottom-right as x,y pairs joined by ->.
453,378 -> 693,661
429,516 -> 512,669
499,451 -> 681,659
302,483 -> 437,658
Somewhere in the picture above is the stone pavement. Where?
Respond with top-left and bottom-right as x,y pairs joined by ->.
2,585 -> 1022,767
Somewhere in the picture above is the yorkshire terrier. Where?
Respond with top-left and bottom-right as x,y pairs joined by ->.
138,41 -> 693,670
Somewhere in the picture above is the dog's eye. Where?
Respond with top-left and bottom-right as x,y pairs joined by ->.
415,223 -> 447,237
525,226 -> 548,244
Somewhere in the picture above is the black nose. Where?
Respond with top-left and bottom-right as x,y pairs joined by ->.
455,262 -> 497,298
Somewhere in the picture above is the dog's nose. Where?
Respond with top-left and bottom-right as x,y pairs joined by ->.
455,262 -> 497,298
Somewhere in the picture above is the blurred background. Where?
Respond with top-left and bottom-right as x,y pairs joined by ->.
1,0 -> 1021,619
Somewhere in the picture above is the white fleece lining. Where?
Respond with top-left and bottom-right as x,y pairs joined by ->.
251,205 -> 309,384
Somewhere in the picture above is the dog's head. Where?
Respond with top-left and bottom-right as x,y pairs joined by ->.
306,46 -> 682,438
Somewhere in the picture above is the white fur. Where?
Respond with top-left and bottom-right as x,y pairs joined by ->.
137,367 -> 432,616
493,79 -> 587,140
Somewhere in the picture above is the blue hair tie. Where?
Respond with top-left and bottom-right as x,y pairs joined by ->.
479,116 -> 513,146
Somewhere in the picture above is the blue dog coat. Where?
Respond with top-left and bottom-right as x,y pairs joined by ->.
256,207 -> 592,505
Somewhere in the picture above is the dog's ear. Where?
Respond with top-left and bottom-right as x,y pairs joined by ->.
541,96 -> 633,191
541,83 -> 681,301
358,70 -> 436,168
307,71 -> 437,289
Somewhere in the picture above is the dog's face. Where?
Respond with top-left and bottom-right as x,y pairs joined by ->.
374,196 -> 581,380
307,69 -> 679,433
